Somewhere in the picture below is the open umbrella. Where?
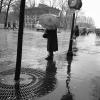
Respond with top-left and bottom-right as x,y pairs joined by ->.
39,14 -> 60,29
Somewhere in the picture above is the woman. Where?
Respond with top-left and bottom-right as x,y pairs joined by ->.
73,25 -> 79,39
43,28 -> 58,60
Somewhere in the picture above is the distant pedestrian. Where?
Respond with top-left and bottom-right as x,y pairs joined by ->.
7,22 -> 11,29
13,22 -> 17,30
73,25 -> 79,40
81,28 -> 87,36
43,28 -> 58,60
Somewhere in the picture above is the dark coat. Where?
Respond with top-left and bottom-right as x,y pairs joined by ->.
74,26 -> 79,38
45,29 -> 58,52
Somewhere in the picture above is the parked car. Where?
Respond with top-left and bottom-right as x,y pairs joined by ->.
34,23 -> 45,31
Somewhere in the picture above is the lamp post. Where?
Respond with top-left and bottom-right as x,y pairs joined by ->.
67,11 -> 75,56
67,0 -> 82,57
14,0 -> 26,81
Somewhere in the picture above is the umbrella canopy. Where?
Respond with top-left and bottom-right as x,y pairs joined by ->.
39,14 -> 60,29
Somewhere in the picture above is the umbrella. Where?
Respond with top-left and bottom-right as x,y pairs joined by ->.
39,14 -> 60,29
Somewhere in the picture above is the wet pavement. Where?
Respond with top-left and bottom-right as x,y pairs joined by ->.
0,29 -> 100,100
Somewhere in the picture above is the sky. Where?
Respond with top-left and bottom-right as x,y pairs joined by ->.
82,0 -> 100,28
33,0 -> 100,28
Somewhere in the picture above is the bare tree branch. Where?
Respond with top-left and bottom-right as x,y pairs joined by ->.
0,0 -> 4,13
26,0 -> 35,8
48,0 -> 57,7
4,0 -> 13,28
40,0 -> 45,4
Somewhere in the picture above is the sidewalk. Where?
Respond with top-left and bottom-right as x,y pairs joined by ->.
0,29 -> 70,100
0,30 -> 100,100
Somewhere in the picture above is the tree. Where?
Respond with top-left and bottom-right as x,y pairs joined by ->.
26,0 -> 35,8
40,0 -> 45,4
56,0 -> 67,10
0,0 -> 4,13
56,0 -> 73,29
48,0 -> 57,7
76,16 -> 95,28
1,0 -> 12,11
11,0 -> 20,20
11,0 -> 29,19
4,0 -> 14,28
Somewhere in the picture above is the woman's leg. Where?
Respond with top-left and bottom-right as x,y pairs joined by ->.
49,51 -> 53,57
45,51 -> 53,60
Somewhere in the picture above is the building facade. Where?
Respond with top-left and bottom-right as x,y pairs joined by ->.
24,4 -> 60,28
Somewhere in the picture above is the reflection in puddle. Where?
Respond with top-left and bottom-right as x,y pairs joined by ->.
95,36 -> 100,46
57,33 -> 100,100
91,76 -> 100,99
36,60 -> 57,97
2,30 -> 100,100
15,81 -> 21,100
60,43 -> 75,100
77,33 -> 100,54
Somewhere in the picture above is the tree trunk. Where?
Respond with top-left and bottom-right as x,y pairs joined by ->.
0,0 -> 3,13
15,0 -> 26,81
4,0 -> 12,28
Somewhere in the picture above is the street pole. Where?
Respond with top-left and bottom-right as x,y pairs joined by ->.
67,12 -> 75,56
67,0 -> 82,57
14,0 -> 26,81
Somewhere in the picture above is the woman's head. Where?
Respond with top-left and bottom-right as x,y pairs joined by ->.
75,25 -> 78,28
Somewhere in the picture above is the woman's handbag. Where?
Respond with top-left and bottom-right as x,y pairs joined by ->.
43,33 -> 48,38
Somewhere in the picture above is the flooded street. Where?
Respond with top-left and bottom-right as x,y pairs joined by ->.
0,29 -> 100,100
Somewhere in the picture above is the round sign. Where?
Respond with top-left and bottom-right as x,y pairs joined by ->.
68,0 -> 77,7
68,0 -> 82,10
